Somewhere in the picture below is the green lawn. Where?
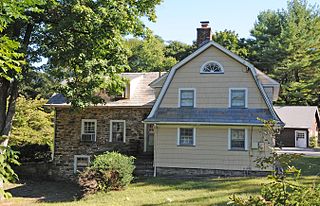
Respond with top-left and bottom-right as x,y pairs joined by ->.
3,156 -> 320,206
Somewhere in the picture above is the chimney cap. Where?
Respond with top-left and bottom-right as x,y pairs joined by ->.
200,21 -> 210,28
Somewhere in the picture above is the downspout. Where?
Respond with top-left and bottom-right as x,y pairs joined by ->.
153,124 -> 158,177
248,126 -> 254,170
52,108 -> 57,161
143,123 -> 147,152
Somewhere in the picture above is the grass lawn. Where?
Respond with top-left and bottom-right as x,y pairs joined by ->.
2,156 -> 320,206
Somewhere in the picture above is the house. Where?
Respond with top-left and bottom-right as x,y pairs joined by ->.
274,106 -> 320,148
47,21 -> 283,179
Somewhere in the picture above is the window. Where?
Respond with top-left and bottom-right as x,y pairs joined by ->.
110,120 -> 126,142
200,61 -> 224,74
177,128 -> 196,146
229,88 -> 247,108
81,119 -> 97,142
179,89 -> 196,107
74,155 -> 90,173
228,129 -> 247,151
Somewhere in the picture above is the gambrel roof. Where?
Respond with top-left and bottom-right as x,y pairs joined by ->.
145,41 -> 283,126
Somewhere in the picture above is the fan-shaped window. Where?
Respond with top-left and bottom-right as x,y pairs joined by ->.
200,61 -> 224,74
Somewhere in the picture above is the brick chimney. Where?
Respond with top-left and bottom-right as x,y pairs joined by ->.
196,21 -> 212,47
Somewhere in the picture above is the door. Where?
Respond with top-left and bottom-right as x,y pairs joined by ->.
295,130 -> 307,148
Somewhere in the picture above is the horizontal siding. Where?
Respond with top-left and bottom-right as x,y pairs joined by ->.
160,46 -> 267,109
154,125 -> 272,171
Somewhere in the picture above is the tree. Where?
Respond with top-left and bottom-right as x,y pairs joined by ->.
9,96 -> 54,148
127,34 -> 176,72
0,0 -> 162,137
164,40 -> 196,62
212,30 -> 248,58
248,0 -> 320,106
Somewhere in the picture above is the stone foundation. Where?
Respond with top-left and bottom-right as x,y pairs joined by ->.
156,167 -> 270,178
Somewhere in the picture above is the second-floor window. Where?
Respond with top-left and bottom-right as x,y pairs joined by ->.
81,119 -> 97,142
229,88 -> 247,108
110,120 -> 126,142
179,89 -> 195,107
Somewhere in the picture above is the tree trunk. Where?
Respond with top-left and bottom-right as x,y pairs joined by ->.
0,78 -> 10,134
1,79 -> 19,136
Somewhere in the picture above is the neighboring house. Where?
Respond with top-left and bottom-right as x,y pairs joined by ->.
47,21 -> 283,179
274,106 -> 320,148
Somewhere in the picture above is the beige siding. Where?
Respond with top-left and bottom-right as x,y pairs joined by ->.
160,46 -> 267,108
154,125 -> 272,171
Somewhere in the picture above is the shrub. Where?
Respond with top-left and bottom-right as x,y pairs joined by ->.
78,152 -> 135,195
309,136 -> 318,148
0,145 -> 20,199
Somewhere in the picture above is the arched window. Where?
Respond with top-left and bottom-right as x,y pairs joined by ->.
200,61 -> 224,74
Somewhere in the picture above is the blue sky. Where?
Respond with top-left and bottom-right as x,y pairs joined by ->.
142,0 -> 319,44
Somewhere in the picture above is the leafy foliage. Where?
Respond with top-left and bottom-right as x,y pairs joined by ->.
9,96 -> 54,148
164,40 -> 197,62
248,0 -> 320,106
42,0 -> 162,108
0,146 -> 20,199
79,152 -> 135,195
229,118 -> 319,206
127,34 -> 177,72
212,30 -> 248,58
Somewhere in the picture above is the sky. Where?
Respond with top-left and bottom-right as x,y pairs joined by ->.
142,0 -> 319,44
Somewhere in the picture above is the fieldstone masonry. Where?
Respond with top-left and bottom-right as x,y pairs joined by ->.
53,107 -> 151,180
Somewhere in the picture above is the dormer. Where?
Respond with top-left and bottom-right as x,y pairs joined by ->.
255,69 -> 280,102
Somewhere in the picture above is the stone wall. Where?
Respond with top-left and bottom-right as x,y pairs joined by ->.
156,167 -> 270,178
53,107 -> 151,180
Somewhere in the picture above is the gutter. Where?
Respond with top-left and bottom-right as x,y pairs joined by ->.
142,121 -> 266,126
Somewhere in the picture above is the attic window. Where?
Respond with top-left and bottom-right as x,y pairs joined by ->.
200,61 -> 224,74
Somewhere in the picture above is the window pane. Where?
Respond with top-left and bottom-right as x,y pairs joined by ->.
84,121 -> 95,134
179,128 -> 194,145
181,91 -> 194,99
231,90 -> 246,107
180,90 -> 194,107
112,122 -> 124,142
231,129 -> 245,150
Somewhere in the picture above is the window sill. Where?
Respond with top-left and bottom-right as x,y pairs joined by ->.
228,149 -> 247,152
177,145 -> 196,147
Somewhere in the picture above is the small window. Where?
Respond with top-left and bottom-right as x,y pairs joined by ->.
200,61 -> 224,74
81,119 -> 97,142
179,89 -> 195,107
229,88 -> 247,108
228,129 -> 247,151
178,128 -> 195,146
74,155 -> 90,174
110,120 -> 126,142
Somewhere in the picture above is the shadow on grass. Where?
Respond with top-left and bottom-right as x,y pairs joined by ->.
6,179 -> 82,203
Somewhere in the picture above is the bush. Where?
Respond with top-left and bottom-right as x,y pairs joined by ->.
309,136 -> 318,148
78,152 -> 135,195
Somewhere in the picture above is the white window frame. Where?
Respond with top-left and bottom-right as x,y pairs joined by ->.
178,88 -> 196,108
177,127 -> 196,146
229,88 -> 248,108
228,128 -> 248,151
200,60 -> 224,74
81,119 -> 97,142
109,120 -> 126,143
73,155 -> 90,174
